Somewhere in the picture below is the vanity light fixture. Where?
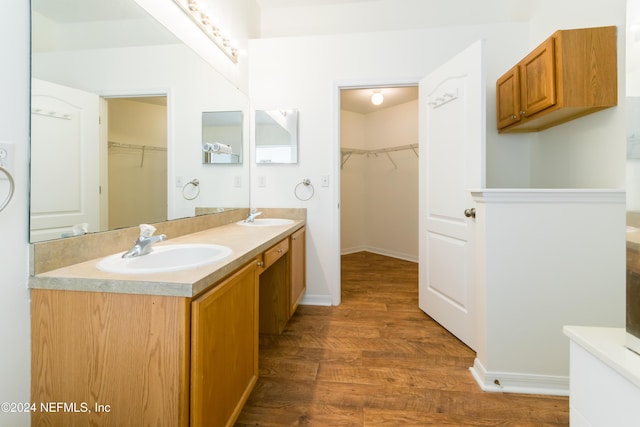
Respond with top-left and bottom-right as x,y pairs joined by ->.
172,0 -> 239,64
371,91 -> 384,106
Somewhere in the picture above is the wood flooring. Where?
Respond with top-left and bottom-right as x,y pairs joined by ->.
236,251 -> 569,426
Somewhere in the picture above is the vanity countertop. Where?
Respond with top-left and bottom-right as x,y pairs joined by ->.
563,326 -> 640,389
29,219 -> 305,298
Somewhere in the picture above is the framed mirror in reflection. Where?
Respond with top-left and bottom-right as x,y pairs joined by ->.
255,109 -> 299,164
202,111 -> 243,164
30,0 -> 250,243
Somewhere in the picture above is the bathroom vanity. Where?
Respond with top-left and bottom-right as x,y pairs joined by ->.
29,209 -> 305,427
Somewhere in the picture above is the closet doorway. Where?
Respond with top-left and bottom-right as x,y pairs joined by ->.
339,85 -> 419,291
102,96 -> 168,230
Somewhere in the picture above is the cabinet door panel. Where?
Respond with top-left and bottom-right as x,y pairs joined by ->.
520,37 -> 556,117
290,227 -> 306,316
191,261 -> 258,427
496,65 -> 521,129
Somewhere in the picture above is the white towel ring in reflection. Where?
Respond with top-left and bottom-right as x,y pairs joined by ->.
0,166 -> 15,213
182,179 -> 200,200
294,178 -> 314,201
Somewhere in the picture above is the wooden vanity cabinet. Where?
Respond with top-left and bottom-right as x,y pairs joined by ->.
259,226 -> 307,334
496,26 -> 617,133
31,259 -> 259,427
31,290 -> 191,427
190,260 -> 259,427
290,227 -> 306,316
258,237 -> 290,334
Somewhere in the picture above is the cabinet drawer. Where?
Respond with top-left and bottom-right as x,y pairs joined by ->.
262,238 -> 289,270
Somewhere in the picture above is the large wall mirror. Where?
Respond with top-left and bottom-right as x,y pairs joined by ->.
626,0 -> 640,350
30,0 -> 250,242
255,109 -> 299,164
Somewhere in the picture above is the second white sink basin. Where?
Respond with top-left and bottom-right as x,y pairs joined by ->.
237,218 -> 294,227
96,243 -> 232,275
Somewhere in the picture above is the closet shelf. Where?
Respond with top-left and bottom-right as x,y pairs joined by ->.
108,141 -> 167,152
340,144 -> 418,169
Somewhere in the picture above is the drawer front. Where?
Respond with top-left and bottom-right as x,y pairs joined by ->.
262,238 -> 289,270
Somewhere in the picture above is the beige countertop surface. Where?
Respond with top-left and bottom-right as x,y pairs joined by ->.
29,219 -> 305,298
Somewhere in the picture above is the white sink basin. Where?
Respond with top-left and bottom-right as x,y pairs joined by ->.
96,243 -> 232,275
237,218 -> 294,227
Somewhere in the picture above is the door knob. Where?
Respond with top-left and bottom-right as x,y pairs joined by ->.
464,208 -> 476,218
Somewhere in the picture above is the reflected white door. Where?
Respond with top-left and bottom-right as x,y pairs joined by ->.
418,40 -> 485,350
31,79 -> 100,241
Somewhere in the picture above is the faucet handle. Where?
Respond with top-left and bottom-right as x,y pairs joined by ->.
139,224 -> 157,238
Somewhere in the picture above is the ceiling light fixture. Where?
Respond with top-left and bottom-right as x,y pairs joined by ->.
172,0 -> 238,64
371,92 -> 384,106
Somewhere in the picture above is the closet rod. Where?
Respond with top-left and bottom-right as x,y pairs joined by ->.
340,143 -> 418,168
108,141 -> 167,152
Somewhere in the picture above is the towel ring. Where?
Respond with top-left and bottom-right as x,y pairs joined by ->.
182,179 -> 200,200
0,166 -> 15,213
294,178 -> 314,201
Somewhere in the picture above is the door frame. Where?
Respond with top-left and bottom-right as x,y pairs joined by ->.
98,88 -> 173,224
332,77 -> 420,305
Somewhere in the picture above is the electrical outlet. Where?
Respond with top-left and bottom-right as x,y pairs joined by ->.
175,176 -> 184,188
0,142 -> 14,177
321,175 -> 330,187
258,176 -> 266,188
234,176 -> 242,188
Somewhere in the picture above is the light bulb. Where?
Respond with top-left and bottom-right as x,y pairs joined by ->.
371,92 -> 384,106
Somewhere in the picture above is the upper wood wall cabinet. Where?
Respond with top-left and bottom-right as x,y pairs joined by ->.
496,26 -> 617,133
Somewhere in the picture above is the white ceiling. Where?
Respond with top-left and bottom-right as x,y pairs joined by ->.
341,86 -> 418,114
257,0 -> 381,7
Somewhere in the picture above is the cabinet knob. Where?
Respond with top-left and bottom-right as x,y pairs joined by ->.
512,115 -> 517,119
257,261 -> 264,267
277,249 -> 283,253
520,111 -> 526,116
464,208 -> 476,218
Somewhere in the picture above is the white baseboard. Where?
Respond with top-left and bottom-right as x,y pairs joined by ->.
340,246 -> 367,255
300,294 -> 333,306
469,358 -> 569,396
341,246 -> 418,263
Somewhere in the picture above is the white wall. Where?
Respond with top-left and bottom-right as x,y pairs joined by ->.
340,110 -> 367,253
341,100 -> 419,261
0,3 -> 31,427
527,0 -> 627,188
249,22 -> 531,305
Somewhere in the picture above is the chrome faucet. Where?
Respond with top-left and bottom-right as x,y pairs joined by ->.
244,209 -> 262,223
122,224 -> 166,258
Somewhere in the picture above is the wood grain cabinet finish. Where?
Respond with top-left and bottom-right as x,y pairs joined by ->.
259,228 -> 306,334
190,261 -> 259,427
31,260 -> 259,427
290,227 -> 306,316
496,26 -> 617,133
31,290 -> 191,427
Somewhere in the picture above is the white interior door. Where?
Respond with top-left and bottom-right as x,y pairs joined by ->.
31,79 -> 100,241
418,40 -> 485,350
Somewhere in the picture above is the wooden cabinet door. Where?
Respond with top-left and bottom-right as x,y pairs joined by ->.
496,64 -> 521,129
191,261 -> 259,427
519,37 -> 556,117
31,290 -> 190,427
290,227 -> 306,316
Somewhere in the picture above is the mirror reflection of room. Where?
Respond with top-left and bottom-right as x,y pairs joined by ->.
29,0 -> 251,242
201,111 -> 243,164
106,97 -> 168,230
255,109 -> 298,164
